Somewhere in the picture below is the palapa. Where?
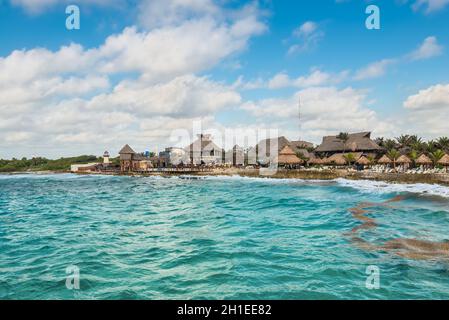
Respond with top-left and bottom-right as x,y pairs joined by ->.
276,146 -> 304,165
437,154 -> 449,166
357,156 -> 371,165
416,154 -> 433,165
396,155 -> 412,164
377,155 -> 392,164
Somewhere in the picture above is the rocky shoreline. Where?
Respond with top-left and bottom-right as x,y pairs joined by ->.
2,168 -> 449,187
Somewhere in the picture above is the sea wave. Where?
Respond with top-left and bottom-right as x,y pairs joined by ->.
334,178 -> 449,199
201,174 -> 329,183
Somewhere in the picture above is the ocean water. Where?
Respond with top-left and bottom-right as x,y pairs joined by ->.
1,173 -> 449,300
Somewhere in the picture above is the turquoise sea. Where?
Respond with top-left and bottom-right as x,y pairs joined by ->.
1,173 -> 449,300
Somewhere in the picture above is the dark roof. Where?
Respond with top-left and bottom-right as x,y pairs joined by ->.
119,144 -> 136,154
315,132 -> 382,153
255,136 -> 290,155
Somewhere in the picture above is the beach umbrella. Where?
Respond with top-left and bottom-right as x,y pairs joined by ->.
437,154 -> 449,172
416,154 -> 433,166
377,155 -> 392,165
396,155 -> 412,164
357,156 -> 371,165
276,146 -> 304,166
308,158 -> 324,165
326,153 -> 347,166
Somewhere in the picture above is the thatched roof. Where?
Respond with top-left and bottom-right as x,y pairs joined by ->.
437,154 -> 449,165
119,144 -> 136,154
253,136 -> 314,157
325,153 -> 347,165
416,154 -> 433,165
396,155 -> 412,164
315,132 -> 382,153
290,140 -> 314,150
276,146 -> 303,165
357,156 -> 371,165
255,136 -> 291,156
308,157 -> 324,165
377,155 -> 392,164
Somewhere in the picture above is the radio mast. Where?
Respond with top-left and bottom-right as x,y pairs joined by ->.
298,96 -> 301,141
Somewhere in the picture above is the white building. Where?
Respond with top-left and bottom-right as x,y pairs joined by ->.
184,134 -> 224,165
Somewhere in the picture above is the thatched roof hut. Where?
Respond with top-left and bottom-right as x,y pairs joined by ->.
396,155 -> 412,164
416,154 -> 433,165
377,155 -> 392,164
315,132 -> 382,154
357,156 -> 371,165
276,146 -> 303,165
119,144 -> 136,155
325,153 -> 347,165
437,154 -> 449,166
308,157 -> 324,165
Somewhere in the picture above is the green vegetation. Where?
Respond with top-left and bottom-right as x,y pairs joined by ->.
0,155 -> 104,173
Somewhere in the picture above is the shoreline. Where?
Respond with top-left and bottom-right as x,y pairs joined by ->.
2,168 -> 449,187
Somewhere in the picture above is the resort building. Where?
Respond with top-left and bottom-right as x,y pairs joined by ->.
276,145 -> 304,168
225,145 -> 245,167
251,136 -> 314,165
315,132 -> 383,157
119,144 -> 145,172
159,147 -> 188,167
184,134 -> 224,165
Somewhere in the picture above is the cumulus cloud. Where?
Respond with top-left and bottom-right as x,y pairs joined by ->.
404,83 -> 449,110
0,1 -> 265,158
408,36 -> 443,60
354,59 -> 396,80
240,86 -> 394,142
235,69 -> 348,90
402,84 -> 449,137
287,21 -> 324,55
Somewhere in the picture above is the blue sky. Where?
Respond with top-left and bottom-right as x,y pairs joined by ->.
0,0 -> 448,158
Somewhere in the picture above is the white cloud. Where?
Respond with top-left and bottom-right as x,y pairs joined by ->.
404,83 -> 449,110
402,84 -> 449,137
87,75 -> 241,118
0,1 -> 265,158
10,0 -> 123,14
408,36 -> 443,60
287,21 -> 324,55
411,0 -> 449,13
137,0 -> 221,29
354,59 -> 395,80
241,86 -> 394,143
235,69 -> 348,90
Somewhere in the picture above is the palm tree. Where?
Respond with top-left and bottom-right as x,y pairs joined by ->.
409,150 -> 418,168
437,137 -> 449,152
396,135 -> 411,148
424,140 -> 437,154
343,153 -> 356,165
408,135 -> 422,145
384,139 -> 397,150
387,149 -> 400,170
337,132 -> 349,153
431,150 -> 445,165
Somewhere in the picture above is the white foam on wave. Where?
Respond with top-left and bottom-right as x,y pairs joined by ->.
190,174 -> 332,185
334,178 -> 449,199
